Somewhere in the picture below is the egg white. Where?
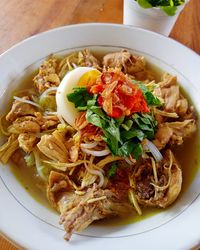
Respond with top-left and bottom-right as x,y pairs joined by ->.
56,67 -> 97,127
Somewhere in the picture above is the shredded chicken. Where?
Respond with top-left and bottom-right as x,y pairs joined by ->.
6,96 -> 37,122
47,171 -> 74,210
18,133 -> 38,153
47,171 -> 132,240
60,186 -> 132,240
35,112 -> 59,131
7,112 -> 59,134
33,57 -> 60,93
103,50 -> 154,81
134,150 -> 182,208
79,49 -> 101,69
37,134 -> 68,162
58,49 -> 101,79
154,119 -> 196,149
155,74 -> 189,116
8,116 -> 41,134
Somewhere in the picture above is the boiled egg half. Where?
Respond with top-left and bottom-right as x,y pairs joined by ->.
56,67 -> 101,127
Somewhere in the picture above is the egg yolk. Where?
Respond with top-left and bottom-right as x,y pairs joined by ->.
77,69 -> 100,87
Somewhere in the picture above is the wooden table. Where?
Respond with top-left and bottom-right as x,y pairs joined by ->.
0,0 -> 199,249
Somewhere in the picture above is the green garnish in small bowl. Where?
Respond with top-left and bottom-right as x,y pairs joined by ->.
135,0 -> 186,16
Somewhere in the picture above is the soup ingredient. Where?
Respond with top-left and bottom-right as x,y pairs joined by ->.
39,87 -> 58,111
37,134 -> 68,162
68,71 -> 160,160
56,67 -> 100,127
47,171 -> 132,240
103,49 -> 153,81
90,71 -> 150,118
33,57 -> 60,94
154,73 -> 189,116
107,162 -> 118,178
143,139 -> 163,162
18,133 -> 38,153
134,150 -> 182,208
154,119 -> 196,149
7,113 -> 59,134
6,96 -> 37,122
0,134 -> 19,164
58,49 -> 101,79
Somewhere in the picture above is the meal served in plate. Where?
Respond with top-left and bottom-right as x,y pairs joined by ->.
0,49 -> 197,240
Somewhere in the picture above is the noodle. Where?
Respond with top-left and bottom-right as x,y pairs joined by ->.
13,96 -> 42,109
96,155 -> 122,169
39,86 -> 58,99
84,158 -> 105,188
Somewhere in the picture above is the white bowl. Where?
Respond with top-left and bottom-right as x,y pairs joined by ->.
0,23 -> 200,250
123,0 -> 189,36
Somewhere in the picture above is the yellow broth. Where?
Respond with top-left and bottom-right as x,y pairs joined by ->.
5,50 -> 200,225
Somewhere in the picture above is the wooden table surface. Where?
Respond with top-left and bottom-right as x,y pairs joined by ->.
0,0 -> 199,249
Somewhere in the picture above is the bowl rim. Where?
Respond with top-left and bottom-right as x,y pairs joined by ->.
0,22 -> 200,60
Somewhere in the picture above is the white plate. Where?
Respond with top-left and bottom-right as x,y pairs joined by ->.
0,23 -> 200,250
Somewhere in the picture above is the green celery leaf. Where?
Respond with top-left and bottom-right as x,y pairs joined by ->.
137,83 -> 161,106
118,141 -> 135,157
144,92 -> 161,106
87,95 -> 97,107
121,119 -> 133,131
77,106 -> 87,111
89,106 -> 109,121
110,119 -> 121,142
137,83 -> 148,92
102,132 -> 119,155
139,116 -> 152,125
131,143 -> 143,160
107,162 -> 118,178
132,113 -> 157,140
102,119 -> 121,154
121,129 -> 145,141
67,87 -> 93,108
86,109 -> 106,128
118,141 -> 143,159
144,130 -> 155,140
115,116 -> 125,125
86,106 -> 120,155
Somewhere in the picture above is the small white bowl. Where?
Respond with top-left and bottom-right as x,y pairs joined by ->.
123,0 -> 189,35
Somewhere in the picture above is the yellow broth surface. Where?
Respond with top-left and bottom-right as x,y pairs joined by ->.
5,51 -> 200,225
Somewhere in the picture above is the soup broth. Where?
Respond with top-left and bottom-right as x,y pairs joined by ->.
7,50 -> 200,226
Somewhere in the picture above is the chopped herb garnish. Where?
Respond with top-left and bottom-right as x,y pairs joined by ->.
132,113 -> 157,140
67,74 -> 159,160
121,128 -> 145,141
108,162 -> 118,178
132,80 -> 161,107
67,87 -> 93,109
121,119 -> 133,131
